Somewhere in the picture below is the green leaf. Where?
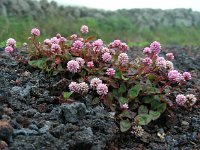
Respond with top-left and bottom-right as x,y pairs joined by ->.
149,110 -> 160,120
121,110 -> 136,119
113,89 -> 120,97
120,119 -> 131,132
128,84 -> 141,99
114,70 -> 122,79
146,74 -> 157,81
142,96 -> 152,104
63,91 -> 73,100
137,114 -> 152,125
119,97 -> 128,106
157,103 -> 167,113
118,83 -> 126,94
138,105 -> 149,114
28,57 -> 49,70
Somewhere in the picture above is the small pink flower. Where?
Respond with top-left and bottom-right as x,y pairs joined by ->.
44,39 -> 51,45
120,42 -> 128,52
150,41 -> 161,54
51,44 -> 61,54
143,47 -> 152,54
67,60 -> 80,73
72,40 -> 84,50
79,82 -> 89,94
142,57 -> 152,66
51,37 -> 60,44
5,46 -> 14,53
102,52 -> 112,62
70,34 -> 77,40
106,68 -> 116,76
69,82 -> 80,93
110,40 -> 121,48
156,57 -> 166,69
183,72 -> 191,80
175,74 -> 185,83
92,39 -> 103,47
90,78 -> 102,89
96,83 -> 108,96
176,94 -> 187,106
101,47 -> 110,53
31,28 -> 40,36
87,61 -> 94,68
121,103 -> 129,109
56,33 -> 61,38
6,38 -> 16,47
166,61 -> 174,70
168,70 -> 180,82
118,53 -> 129,65
76,57 -> 85,67
166,53 -> 174,60
80,25 -> 89,34
60,37 -> 67,42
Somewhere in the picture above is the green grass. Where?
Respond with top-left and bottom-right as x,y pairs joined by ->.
1,15 -> 200,47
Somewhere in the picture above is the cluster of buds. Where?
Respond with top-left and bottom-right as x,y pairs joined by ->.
176,94 -> 197,107
5,38 -> 16,53
90,78 -> 108,96
69,81 -> 89,94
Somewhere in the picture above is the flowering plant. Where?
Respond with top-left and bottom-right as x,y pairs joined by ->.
5,25 -> 197,136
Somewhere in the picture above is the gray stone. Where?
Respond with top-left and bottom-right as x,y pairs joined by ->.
60,102 -> 86,123
13,128 -> 38,136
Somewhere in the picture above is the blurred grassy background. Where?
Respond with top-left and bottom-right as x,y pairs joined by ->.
1,4 -> 200,47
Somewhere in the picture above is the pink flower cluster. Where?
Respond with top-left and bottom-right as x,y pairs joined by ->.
51,37 -> 60,44
143,47 -> 152,55
67,60 -> 80,73
44,39 -> 51,45
183,72 -> 192,80
106,68 -> 115,76
51,44 -> 61,54
176,94 -> 197,106
96,83 -> 108,96
90,78 -> 108,95
109,40 -> 121,48
166,61 -> 174,70
80,25 -> 89,34
143,57 -> 152,66
76,57 -> 85,67
72,40 -> 84,51
156,57 -> 166,69
118,53 -> 129,65
150,41 -> 161,54
102,52 -> 112,62
101,47 -> 110,53
92,39 -> 103,47
69,82 -> 89,94
121,103 -> 129,109
166,53 -> 174,60
5,38 -> 16,53
119,42 -> 129,52
87,61 -> 94,68
31,28 -> 40,36
168,70 -> 191,83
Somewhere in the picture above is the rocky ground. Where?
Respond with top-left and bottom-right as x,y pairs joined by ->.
0,46 -> 199,150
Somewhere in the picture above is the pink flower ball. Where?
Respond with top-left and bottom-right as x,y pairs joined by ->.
6,38 -> 16,47
31,28 -> 40,36
150,41 -> 161,54
60,37 -> 67,42
92,39 -> 103,47
79,82 -> 89,94
166,61 -> 174,70
183,72 -> 191,80
5,46 -> 14,53
72,40 -> 84,50
80,25 -> 89,34
76,57 -> 85,67
96,83 -> 108,96
143,47 -> 152,54
166,53 -> 174,60
101,47 -> 110,53
168,70 -> 180,82
176,94 -> 187,106
69,82 -> 80,93
106,68 -> 116,76
142,57 -> 152,66
87,61 -> 94,68
51,37 -> 60,44
118,53 -> 129,65
110,40 -> 121,48
70,34 -> 77,40
51,44 -> 61,54
156,57 -> 166,69
120,42 -> 129,52
90,78 -> 102,89
102,52 -> 112,62
44,39 -> 51,45
67,60 -> 80,73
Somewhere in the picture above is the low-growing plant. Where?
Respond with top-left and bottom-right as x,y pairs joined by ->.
4,25 -> 197,136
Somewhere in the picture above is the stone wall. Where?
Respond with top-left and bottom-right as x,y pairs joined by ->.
1,0 -> 200,29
